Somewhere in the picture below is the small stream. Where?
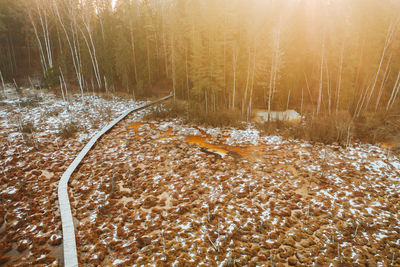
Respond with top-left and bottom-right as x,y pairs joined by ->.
124,122 -> 267,160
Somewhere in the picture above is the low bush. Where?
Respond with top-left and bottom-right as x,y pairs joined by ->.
145,100 -> 187,120
20,121 -> 36,133
353,112 -> 399,143
257,111 -> 353,145
97,105 -> 113,121
42,67 -> 60,89
256,120 -> 291,136
58,121 -> 79,138
304,113 -> 353,145
188,109 -> 242,128
19,96 -> 43,108
44,107 -> 62,118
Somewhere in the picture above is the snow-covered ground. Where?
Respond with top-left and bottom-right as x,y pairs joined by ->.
70,117 -> 400,266
1,86 -> 400,266
0,86 -> 144,265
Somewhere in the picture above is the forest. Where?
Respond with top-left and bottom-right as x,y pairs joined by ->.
1,0 -> 400,123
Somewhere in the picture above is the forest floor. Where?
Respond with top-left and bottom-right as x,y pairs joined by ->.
1,87 -> 400,266
0,86 -> 145,265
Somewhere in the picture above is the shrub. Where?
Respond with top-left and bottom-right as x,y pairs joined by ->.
305,115 -> 353,145
42,67 -> 60,89
97,105 -> 113,121
20,121 -> 35,133
188,109 -> 242,128
145,100 -> 187,120
353,112 -> 399,143
58,121 -> 79,138
44,107 -> 62,118
19,96 -> 43,108
256,120 -> 290,135
256,112 -> 353,145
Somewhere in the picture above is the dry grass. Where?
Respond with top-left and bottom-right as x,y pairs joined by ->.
58,121 -> 79,138
146,100 -> 243,128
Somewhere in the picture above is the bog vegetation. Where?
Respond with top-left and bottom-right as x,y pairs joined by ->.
1,0 -> 400,143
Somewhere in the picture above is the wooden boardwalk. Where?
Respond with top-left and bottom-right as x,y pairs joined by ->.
58,94 -> 172,267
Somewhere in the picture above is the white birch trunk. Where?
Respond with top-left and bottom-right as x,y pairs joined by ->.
386,71 -> 400,111
317,39 -> 324,116
375,55 -> 392,112
335,43 -> 344,114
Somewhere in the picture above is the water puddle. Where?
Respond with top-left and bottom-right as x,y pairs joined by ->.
253,109 -> 302,123
185,136 -> 230,157
120,122 -> 267,161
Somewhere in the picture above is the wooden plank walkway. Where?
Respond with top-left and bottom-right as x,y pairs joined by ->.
58,94 -> 172,267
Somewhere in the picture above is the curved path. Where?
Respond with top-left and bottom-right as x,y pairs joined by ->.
58,94 -> 172,267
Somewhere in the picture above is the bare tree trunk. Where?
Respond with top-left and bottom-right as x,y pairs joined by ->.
59,75 -> 66,101
286,89 -> 291,120
268,27 -> 281,120
28,11 -> 47,74
232,44 -> 238,110
104,76 -> 109,95
171,34 -> 176,100
54,1 -> 84,97
0,70 -> 5,92
185,45 -> 190,99
130,24 -> 138,90
304,72 -> 315,119
36,0 -> 53,69
365,22 -> 396,112
85,22 -> 102,89
301,87 -> 304,115
336,43 -> 344,114
162,24 -> 169,78
247,47 -> 256,121
146,33 -> 152,87
375,54 -> 392,113
79,27 -> 100,89
386,71 -> 400,112
326,58 -> 331,115
59,66 -> 68,100
317,39 -> 324,116
242,46 -> 251,117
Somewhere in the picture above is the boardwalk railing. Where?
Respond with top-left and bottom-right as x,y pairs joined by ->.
58,94 -> 172,267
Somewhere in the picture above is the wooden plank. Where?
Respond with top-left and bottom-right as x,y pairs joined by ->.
58,94 -> 172,267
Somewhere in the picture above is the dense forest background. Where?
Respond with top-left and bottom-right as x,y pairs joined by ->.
1,0 -> 400,120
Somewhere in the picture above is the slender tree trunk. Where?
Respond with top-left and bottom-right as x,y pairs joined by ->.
59,67 -> 68,100
54,2 -> 84,97
146,32 -> 152,87
59,75 -> 65,101
301,87 -> 304,115
0,70 -> 5,92
185,45 -> 190,99
386,71 -> 400,111
365,22 -> 396,112
129,24 -> 138,90
375,54 -> 392,112
29,11 -> 47,74
85,23 -> 102,88
232,45 -> 237,110
79,27 -> 100,89
247,48 -> 256,121
317,39 -> 324,116
326,59 -> 331,115
171,34 -> 176,99
242,46 -> 251,117
336,43 -> 344,114
37,1 -> 53,69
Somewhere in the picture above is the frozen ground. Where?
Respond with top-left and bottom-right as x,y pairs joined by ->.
1,86 -> 399,266
70,117 -> 400,266
0,86 -> 144,265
